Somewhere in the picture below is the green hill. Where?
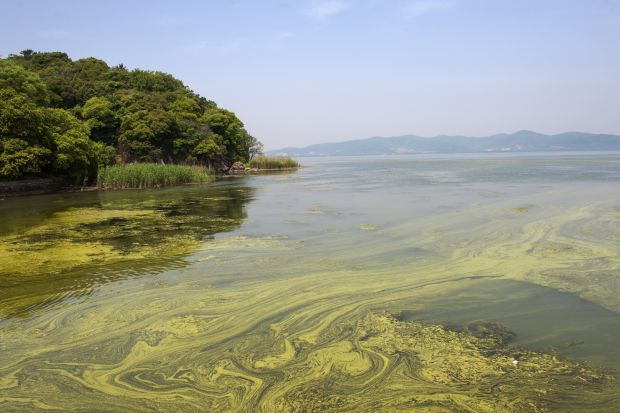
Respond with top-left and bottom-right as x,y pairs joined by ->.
0,50 -> 262,183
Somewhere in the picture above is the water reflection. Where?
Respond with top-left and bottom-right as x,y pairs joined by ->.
0,183 -> 255,318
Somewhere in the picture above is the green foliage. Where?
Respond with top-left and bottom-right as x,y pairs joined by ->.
128,70 -> 184,92
201,108 -> 251,161
247,135 -> 264,160
0,50 -> 262,183
0,139 -> 51,178
248,156 -> 300,170
47,109 -> 91,174
81,96 -> 118,145
0,61 -> 50,105
97,163 -> 211,189
0,81 -> 115,182
0,89 -> 50,145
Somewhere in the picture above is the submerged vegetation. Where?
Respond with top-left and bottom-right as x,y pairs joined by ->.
97,163 -> 211,189
248,156 -> 299,170
0,185 -> 254,316
0,50 -> 263,184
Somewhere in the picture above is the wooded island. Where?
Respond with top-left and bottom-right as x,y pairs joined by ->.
0,50 -> 297,190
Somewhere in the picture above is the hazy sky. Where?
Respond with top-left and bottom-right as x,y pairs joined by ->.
2,0 -> 619,149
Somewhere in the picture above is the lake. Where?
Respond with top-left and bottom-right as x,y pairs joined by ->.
2,153 -> 620,411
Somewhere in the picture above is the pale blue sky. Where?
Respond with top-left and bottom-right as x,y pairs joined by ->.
2,0 -> 619,149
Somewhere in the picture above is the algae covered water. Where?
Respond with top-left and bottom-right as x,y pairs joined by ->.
2,153 -> 620,411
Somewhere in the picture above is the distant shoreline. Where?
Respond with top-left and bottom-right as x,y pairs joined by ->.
271,149 -> 620,158
268,131 -> 620,157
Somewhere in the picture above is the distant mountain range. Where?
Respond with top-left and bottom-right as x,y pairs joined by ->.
268,131 -> 620,156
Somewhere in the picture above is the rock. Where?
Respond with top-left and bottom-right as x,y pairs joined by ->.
229,161 -> 246,174
215,161 -> 230,174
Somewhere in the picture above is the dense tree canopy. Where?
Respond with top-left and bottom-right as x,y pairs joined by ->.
0,50 -> 262,182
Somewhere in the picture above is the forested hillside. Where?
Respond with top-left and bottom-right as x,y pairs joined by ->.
0,50 -> 262,183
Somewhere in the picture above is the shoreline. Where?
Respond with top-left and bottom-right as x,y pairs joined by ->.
0,167 -> 301,198
0,178 -> 67,198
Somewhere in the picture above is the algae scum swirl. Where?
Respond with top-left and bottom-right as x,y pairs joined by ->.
2,153 -> 620,412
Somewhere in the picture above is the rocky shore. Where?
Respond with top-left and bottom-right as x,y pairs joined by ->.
0,178 -> 67,198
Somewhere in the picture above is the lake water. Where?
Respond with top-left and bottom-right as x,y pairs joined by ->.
2,153 -> 620,411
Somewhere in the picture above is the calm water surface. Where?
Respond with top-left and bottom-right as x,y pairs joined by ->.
2,153 -> 620,411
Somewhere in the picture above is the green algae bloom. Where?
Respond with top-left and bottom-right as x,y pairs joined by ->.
2,154 -> 620,411
0,184 -> 253,317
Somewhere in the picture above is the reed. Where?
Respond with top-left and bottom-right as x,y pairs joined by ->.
248,156 -> 300,170
97,163 -> 211,189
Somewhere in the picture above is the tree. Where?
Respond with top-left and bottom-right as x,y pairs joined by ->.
0,68 -> 114,182
0,138 -> 52,178
1,50 -> 263,180
201,108 -> 251,162
0,60 -> 50,105
47,108 -> 100,181
20,49 -> 34,60
81,96 -> 118,145
128,70 -> 185,93
118,109 -> 176,162
247,135 -> 264,159
0,89 -> 52,150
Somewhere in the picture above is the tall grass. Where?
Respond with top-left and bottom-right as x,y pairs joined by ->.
248,156 -> 300,170
97,163 -> 211,189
